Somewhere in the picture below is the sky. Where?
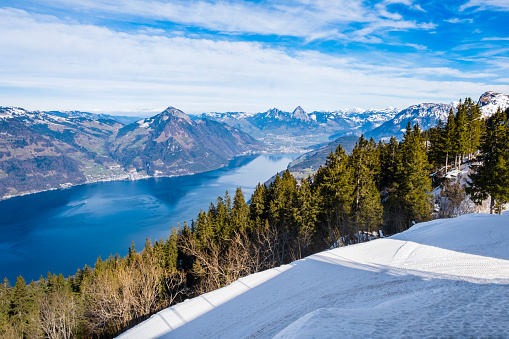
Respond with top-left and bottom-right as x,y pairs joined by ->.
1,0 -> 508,116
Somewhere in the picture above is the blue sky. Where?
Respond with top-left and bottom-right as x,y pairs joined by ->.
0,0 -> 508,115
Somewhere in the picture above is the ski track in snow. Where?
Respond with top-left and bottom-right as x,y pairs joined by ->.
119,212 -> 509,338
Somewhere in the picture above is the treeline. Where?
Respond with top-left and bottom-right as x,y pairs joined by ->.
1,100 -> 508,338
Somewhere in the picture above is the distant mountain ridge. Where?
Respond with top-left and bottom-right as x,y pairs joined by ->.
0,106 -> 262,199
283,91 -> 509,178
478,91 -> 509,118
199,106 -> 400,151
365,103 -> 453,141
200,91 -> 509,148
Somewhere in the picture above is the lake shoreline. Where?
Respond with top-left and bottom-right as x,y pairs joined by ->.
0,153 -> 300,283
0,151 -> 272,202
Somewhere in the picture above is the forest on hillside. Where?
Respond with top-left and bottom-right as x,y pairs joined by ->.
1,100 -> 508,338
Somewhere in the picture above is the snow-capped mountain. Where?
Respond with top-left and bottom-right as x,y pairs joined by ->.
198,106 -> 400,151
366,103 -> 453,140
0,106 -> 140,125
290,106 -> 311,122
120,212 -> 509,338
478,91 -> 509,118
0,106 -> 262,200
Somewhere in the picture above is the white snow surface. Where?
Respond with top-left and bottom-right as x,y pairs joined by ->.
119,213 -> 509,338
478,91 -> 509,119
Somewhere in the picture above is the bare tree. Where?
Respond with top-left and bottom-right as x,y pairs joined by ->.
40,289 -> 78,339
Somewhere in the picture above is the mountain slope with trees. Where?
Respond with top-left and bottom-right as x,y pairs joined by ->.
121,211 -> 509,338
0,107 -> 262,200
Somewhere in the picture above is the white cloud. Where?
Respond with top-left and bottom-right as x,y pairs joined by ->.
483,37 -> 509,41
0,8 -> 505,114
30,0 -> 435,43
445,18 -> 474,24
460,0 -> 509,11
413,4 -> 426,12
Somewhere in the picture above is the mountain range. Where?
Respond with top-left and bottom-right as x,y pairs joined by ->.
283,91 -> 509,177
0,107 -> 261,199
198,106 -> 401,151
201,91 -> 509,148
2,91 -> 508,199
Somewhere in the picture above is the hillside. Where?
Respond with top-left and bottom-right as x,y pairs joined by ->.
0,107 -> 263,199
286,135 -> 359,178
121,212 -> 509,338
109,107 -> 263,177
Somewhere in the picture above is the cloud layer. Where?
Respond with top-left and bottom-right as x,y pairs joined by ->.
0,1 -> 508,115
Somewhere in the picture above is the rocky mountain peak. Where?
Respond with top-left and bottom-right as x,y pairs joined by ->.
160,107 -> 192,123
478,91 -> 509,118
265,108 -> 283,119
291,106 -> 310,121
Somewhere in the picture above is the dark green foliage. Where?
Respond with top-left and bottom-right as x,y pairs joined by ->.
455,101 -> 469,165
467,108 -> 509,214
313,146 -> 353,246
379,136 -> 399,190
385,123 -> 432,234
464,98 -> 484,158
427,120 -> 445,169
349,136 -> 382,235
443,109 -> 457,171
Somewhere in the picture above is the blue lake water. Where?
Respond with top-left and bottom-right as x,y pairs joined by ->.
0,153 -> 298,283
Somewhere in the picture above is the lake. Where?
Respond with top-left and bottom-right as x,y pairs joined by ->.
0,153 -> 299,283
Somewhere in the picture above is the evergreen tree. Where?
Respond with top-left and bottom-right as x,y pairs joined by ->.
250,183 -> 267,225
467,108 -> 509,214
455,100 -> 469,166
195,210 -> 212,247
386,123 -> 432,233
427,120 -> 445,169
293,178 -> 319,256
464,97 -> 483,159
379,136 -> 399,191
349,136 -> 382,235
231,187 -> 250,232
313,145 -> 354,245
443,109 -> 457,172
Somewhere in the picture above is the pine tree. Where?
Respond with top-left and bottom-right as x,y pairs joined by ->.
386,123 -> 432,233
349,136 -> 382,236
464,97 -> 483,159
293,178 -> 319,257
467,108 -> 509,214
427,120 -> 445,169
250,183 -> 268,228
455,100 -> 469,166
313,145 -> 354,245
231,187 -> 250,232
443,109 -> 457,172
379,136 -> 399,191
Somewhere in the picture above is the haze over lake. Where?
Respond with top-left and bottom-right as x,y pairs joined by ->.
0,153 -> 298,283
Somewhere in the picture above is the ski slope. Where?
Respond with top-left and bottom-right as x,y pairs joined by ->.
120,212 -> 509,338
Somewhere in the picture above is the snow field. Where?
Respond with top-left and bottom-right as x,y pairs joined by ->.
119,212 -> 509,338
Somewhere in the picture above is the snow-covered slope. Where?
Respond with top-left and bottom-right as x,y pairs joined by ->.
366,103 -> 452,140
478,91 -> 509,118
120,212 -> 509,338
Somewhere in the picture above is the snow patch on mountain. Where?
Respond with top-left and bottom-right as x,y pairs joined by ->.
366,103 -> 452,140
478,91 -> 509,118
